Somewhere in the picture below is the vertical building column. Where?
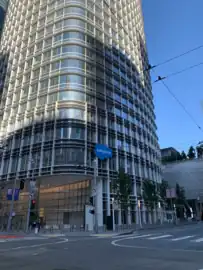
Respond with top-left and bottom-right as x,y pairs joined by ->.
27,124 -> 34,179
51,108 -> 57,175
84,103 -> 88,173
39,119 -> 46,176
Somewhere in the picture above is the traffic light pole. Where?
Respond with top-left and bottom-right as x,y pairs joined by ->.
25,164 -> 35,233
93,159 -> 98,234
25,191 -> 32,233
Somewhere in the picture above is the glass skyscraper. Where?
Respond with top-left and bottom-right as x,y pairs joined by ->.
0,0 -> 8,37
0,0 -> 161,227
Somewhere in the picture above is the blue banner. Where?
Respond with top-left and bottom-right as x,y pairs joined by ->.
95,144 -> 112,160
7,188 -> 20,201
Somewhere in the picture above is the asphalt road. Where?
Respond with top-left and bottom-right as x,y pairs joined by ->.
1,224 -> 203,270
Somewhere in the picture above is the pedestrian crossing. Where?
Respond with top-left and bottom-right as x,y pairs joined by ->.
115,233 -> 203,244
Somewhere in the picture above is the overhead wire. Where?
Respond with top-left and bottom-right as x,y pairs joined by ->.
104,1 -> 203,133
153,61 -> 203,83
152,69 -> 203,132
151,44 -> 203,69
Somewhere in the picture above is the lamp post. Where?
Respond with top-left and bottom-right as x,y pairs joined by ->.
112,198 -> 115,231
138,199 -> 142,228
25,159 -> 35,233
93,159 -> 98,233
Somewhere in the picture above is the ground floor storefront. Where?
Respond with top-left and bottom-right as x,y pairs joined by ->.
0,174 -> 168,231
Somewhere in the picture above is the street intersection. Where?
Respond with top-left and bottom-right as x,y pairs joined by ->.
1,224 -> 203,269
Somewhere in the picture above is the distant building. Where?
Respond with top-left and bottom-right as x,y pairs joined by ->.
161,147 -> 180,163
162,159 -> 203,216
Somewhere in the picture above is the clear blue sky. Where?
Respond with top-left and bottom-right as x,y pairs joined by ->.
142,0 -> 203,153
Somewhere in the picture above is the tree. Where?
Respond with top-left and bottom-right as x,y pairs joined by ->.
175,184 -> 185,205
112,169 -> 132,211
181,151 -> 187,160
158,180 -> 168,206
175,183 -> 186,218
142,180 -> 159,210
187,146 -> 196,159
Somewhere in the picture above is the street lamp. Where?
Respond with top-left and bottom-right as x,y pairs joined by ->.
25,159 -> 36,233
112,198 -> 115,231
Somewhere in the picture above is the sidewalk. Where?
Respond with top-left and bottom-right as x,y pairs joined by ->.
133,220 -> 199,231
0,229 -> 134,238
0,221 -> 198,239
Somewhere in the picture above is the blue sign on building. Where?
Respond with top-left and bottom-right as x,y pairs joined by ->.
95,144 -> 112,160
7,188 -> 20,201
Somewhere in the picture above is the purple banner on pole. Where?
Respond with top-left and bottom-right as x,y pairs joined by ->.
7,188 -> 20,201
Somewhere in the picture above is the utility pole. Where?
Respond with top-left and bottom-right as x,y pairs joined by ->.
112,198 -> 115,231
25,183 -> 32,233
93,159 -> 98,234
138,200 -> 142,228
25,159 -> 35,233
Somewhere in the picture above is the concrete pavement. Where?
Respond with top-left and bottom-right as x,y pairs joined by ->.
1,223 -> 203,269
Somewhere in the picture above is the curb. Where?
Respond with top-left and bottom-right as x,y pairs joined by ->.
117,230 -> 134,236
134,221 -> 199,231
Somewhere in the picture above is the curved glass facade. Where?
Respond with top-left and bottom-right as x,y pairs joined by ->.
0,0 -> 161,224
0,0 -> 8,38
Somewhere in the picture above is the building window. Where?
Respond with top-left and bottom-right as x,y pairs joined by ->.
59,108 -> 85,120
20,154 -> 29,171
43,150 -> 52,167
59,91 -> 85,101
64,19 -> 85,29
54,148 -> 84,165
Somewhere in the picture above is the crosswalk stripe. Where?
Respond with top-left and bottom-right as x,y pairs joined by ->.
148,234 -> 172,240
192,238 -> 203,243
171,235 -> 195,241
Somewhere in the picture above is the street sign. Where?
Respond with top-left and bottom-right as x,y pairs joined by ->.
7,188 -> 20,201
95,144 -> 112,160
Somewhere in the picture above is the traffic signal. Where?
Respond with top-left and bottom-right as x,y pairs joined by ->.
89,196 -> 94,205
30,199 -> 36,216
20,180 -> 25,190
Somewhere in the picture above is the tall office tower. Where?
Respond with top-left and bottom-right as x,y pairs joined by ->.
0,0 -> 8,107
0,0 -> 161,228
0,0 -> 8,37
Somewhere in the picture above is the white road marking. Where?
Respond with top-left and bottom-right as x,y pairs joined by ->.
91,234 -> 117,238
192,238 -> 203,243
0,238 -> 69,252
0,240 -> 6,243
171,236 -> 195,241
113,233 -> 159,239
111,236 -> 203,253
148,235 -> 172,240
113,234 -> 137,239
111,234 -> 155,246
